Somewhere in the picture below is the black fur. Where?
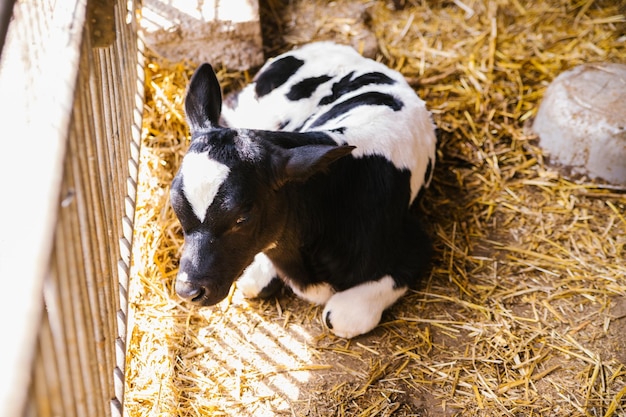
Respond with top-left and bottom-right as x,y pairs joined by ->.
254,55 -> 304,98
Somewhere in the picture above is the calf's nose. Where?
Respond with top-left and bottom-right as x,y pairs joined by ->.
175,272 -> 204,301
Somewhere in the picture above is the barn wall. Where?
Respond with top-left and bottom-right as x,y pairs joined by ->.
0,1 -> 144,416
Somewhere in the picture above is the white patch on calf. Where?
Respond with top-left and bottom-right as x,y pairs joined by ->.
176,270 -> 190,283
237,253 -> 278,298
289,281 -> 335,305
322,276 -> 407,338
221,41 -> 437,203
323,97 -> 435,202
180,152 -> 230,222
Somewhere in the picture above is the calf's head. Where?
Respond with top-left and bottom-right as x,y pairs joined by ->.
170,63 -> 354,306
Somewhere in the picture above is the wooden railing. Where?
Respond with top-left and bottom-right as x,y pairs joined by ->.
0,1 -> 144,416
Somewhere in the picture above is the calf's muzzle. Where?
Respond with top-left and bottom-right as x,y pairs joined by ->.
175,272 -> 205,302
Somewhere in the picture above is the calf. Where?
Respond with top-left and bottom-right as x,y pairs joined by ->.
170,42 -> 437,338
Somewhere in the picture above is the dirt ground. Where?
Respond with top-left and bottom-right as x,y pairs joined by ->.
124,1 -> 626,416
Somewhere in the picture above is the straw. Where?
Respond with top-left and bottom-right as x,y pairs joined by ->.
125,1 -> 626,416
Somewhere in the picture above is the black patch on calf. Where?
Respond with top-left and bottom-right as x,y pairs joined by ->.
319,72 -> 396,106
187,129 -> 240,160
287,75 -> 333,100
424,157 -> 433,186
263,130 -> 338,149
269,154 -> 430,293
325,311 -> 333,329
257,276 -> 284,299
277,120 -> 291,130
255,56 -> 305,98
308,92 -> 404,129
169,176 -> 201,233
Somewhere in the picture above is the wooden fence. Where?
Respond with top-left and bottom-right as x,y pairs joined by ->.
0,0 -> 144,416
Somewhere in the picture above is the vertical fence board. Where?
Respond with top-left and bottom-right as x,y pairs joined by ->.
0,1 -> 87,414
0,0 -> 144,416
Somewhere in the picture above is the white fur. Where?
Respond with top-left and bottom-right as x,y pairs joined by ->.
237,253 -> 335,306
176,270 -> 190,284
322,276 -> 407,338
221,41 -> 437,202
237,253 -> 278,298
288,282 -> 335,305
181,152 -> 230,222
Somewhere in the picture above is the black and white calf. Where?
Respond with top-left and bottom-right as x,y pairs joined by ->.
170,42 -> 437,338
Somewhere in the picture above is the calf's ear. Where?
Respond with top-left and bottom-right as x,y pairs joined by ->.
185,63 -> 223,132
275,144 -> 355,185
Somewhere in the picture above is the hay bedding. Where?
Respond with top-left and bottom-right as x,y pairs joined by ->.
125,0 -> 626,416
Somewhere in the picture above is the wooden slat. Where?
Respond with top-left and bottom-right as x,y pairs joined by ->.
0,1 -> 144,416
0,1 -> 87,416
88,0 -> 117,47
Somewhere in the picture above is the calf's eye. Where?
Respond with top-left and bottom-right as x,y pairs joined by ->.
229,205 -> 253,232
230,214 -> 250,232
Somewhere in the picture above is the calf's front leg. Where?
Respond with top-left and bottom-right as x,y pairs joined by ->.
323,276 -> 407,339
237,253 -> 283,299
